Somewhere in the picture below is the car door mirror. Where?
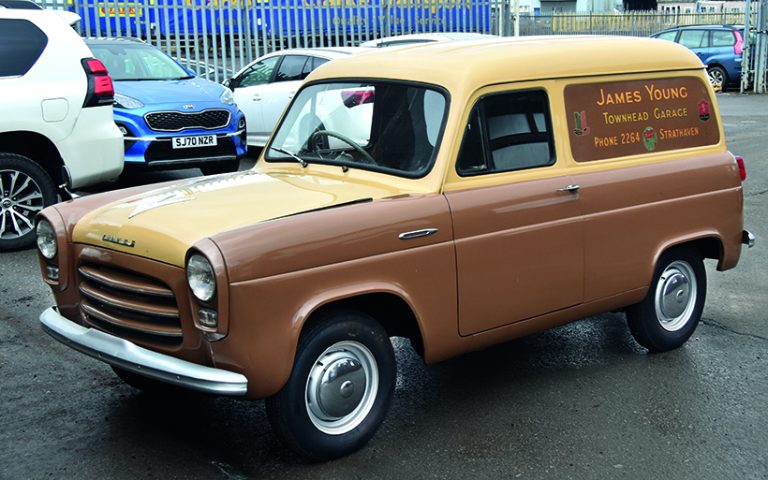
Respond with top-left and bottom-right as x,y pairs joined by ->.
224,77 -> 236,89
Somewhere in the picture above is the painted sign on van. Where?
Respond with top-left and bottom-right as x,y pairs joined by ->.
564,77 -> 720,162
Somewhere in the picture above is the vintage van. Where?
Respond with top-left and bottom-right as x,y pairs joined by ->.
37,36 -> 754,460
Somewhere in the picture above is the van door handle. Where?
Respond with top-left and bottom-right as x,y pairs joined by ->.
558,184 -> 580,192
399,228 -> 439,240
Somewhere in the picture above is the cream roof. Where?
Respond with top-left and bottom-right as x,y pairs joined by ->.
308,35 -> 704,90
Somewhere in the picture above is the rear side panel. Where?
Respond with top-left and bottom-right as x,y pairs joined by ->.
573,154 -> 742,302
558,72 -> 743,301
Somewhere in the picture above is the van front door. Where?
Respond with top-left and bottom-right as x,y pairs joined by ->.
444,88 -> 584,336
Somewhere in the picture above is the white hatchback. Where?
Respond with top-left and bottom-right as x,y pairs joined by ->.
226,47 -> 362,148
0,4 -> 124,250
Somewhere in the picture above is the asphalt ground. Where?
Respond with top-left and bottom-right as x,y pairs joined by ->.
0,93 -> 766,480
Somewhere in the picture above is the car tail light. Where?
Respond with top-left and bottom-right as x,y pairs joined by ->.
81,58 -> 115,107
735,155 -> 746,181
734,30 -> 744,55
341,89 -> 375,108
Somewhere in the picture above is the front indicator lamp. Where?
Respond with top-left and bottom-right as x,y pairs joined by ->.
187,253 -> 216,302
46,266 -> 60,281
198,308 -> 218,329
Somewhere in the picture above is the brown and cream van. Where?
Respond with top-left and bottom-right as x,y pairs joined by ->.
37,36 -> 754,460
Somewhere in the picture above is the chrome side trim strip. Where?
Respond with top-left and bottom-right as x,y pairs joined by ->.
398,228 -> 439,240
40,307 -> 248,396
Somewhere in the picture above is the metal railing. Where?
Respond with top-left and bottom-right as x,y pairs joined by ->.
33,0 -> 768,91
37,0 -> 501,82
520,12 -> 746,37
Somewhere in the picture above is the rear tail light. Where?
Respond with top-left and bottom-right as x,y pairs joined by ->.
734,30 -> 744,56
81,58 -> 115,107
341,88 -> 375,108
735,155 -> 746,181
85,59 -> 108,75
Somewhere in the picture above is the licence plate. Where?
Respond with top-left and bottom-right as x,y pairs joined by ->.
172,135 -> 217,149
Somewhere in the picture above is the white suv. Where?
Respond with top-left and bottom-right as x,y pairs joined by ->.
0,5 -> 123,250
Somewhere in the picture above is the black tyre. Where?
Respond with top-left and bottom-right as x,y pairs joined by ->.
200,159 -> 240,176
627,248 -> 706,352
266,309 -> 396,461
0,153 -> 57,251
707,65 -> 728,90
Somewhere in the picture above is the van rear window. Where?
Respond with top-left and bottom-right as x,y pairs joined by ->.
564,77 -> 719,162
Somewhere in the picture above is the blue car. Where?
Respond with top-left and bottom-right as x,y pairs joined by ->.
651,25 -> 748,90
86,38 -> 246,175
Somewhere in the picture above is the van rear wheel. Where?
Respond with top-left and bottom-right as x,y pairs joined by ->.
627,248 -> 706,352
266,310 -> 396,461
0,153 -> 57,251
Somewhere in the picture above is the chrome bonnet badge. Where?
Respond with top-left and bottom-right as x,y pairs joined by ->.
102,234 -> 136,248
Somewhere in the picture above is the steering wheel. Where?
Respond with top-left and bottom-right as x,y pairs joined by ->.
310,129 -> 376,165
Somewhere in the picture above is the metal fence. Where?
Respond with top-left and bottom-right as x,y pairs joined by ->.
34,0 -> 768,91
37,0 -> 502,82
520,12 -> 746,36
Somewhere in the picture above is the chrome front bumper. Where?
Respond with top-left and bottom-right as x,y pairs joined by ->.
40,307 -> 248,396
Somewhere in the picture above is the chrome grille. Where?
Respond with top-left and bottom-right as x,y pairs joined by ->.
78,264 -> 182,346
144,109 -> 231,132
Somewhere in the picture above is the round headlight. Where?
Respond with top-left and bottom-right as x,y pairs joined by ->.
187,254 -> 216,302
36,219 -> 57,260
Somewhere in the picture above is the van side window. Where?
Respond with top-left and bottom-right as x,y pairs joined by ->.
457,90 -> 555,176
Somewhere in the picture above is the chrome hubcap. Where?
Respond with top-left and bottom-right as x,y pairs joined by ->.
0,169 -> 44,240
305,341 -> 378,435
654,260 -> 697,332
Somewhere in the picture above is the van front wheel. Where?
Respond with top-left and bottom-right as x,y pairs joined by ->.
627,248 -> 706,352
266,310 -> 396,461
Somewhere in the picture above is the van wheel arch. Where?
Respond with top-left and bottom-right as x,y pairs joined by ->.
656,237 -> 723,267
301,292 -> 425,358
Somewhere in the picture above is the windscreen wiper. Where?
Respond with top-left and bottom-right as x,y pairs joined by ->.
269,146 -> 308,168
